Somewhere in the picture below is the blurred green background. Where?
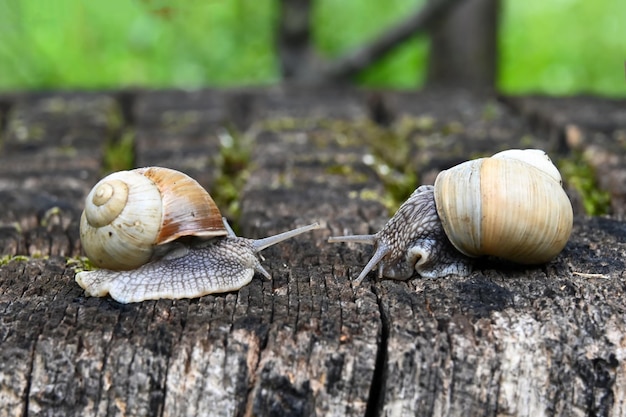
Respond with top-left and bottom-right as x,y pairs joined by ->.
0,0 -> 624,96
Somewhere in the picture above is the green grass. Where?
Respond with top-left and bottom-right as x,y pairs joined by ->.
0,0 -> 278,89
0,0 -> 623,96
499,0 -> 626,96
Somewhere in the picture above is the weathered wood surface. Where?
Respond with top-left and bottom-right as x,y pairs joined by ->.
0,87 -> 625,417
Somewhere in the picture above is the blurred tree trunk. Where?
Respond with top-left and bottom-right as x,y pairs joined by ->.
277,0 -> 321,82
426,0 -> 500,91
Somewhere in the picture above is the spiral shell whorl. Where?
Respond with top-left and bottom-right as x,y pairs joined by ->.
81,171 -> 164,270
85,180 -> 129,227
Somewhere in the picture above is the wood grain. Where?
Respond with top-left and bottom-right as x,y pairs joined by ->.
0,88 -> 625,417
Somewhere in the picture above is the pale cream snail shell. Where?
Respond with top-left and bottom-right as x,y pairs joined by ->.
76,167 -> 320,303
329,149 -> 574,284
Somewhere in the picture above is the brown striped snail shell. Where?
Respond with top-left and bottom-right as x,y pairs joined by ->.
79,166 -> 227,270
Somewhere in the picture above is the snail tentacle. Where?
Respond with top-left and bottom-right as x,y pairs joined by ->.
251,222 -> 321,252
222,217 -> 237,237
354,242 -> 390,285
328,234 -> 377,245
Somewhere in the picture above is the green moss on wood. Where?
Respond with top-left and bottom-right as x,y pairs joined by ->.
0,254 -> 30,266
560,155 -> 611,216
104,129 -> 135,173
261,116 -> 424,213
66,256 -> 95,272
209,125 -> 252,227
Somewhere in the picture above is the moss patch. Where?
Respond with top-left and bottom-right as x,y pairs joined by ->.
66,256 -> 95,272
104,128 -> 135,172
262,116 -> 423,213
560,155 -> 611,216
209,125 -> 252,228
0,254 -> 31,266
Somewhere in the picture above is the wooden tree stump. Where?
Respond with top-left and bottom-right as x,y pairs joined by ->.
0,88 -> 625,417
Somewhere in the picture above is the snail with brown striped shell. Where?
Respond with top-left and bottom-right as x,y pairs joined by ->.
329,149 -> 573,284
75,167 -> 320,303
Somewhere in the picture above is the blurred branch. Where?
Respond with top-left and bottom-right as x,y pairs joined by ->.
316,0 -> 464,82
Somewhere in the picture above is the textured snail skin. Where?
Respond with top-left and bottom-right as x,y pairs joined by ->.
375,186 -> 472,280
76,238 -> 264,304
76,219 -> 320,304
329,186 -> 472,285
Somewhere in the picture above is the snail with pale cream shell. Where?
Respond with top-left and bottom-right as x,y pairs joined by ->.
329,149 -> 574,284
76,167 -> 320,303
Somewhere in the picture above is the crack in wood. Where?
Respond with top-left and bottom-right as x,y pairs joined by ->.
364,284 -> 390,417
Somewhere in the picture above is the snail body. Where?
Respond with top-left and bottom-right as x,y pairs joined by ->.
329,149 -> 573,284
76,167 -> 319,303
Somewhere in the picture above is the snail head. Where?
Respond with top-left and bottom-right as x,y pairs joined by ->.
329,186 -> 472,285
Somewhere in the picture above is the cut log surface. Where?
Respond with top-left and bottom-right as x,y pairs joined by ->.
0,88 -> 625,417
